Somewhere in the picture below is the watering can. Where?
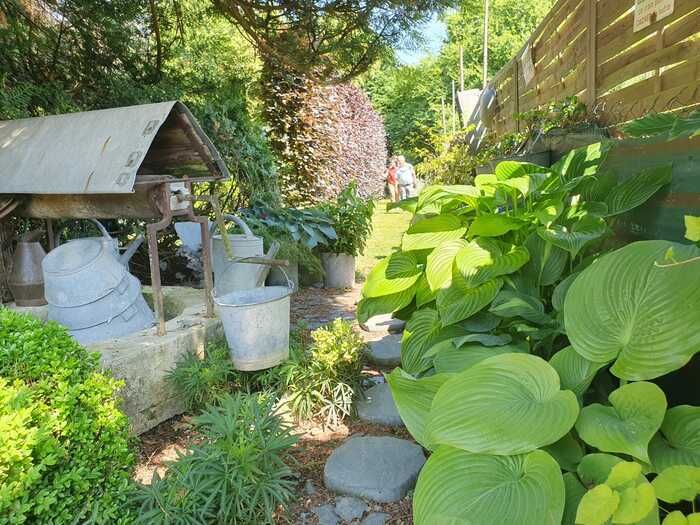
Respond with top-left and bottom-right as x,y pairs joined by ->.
43,219 -> 144,308
8,229 -> 47,306
210,215 -> 277,295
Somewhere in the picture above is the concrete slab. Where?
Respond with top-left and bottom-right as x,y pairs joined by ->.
361,313 -> 405,334
324,436 -> 425,502
356,383 -> 403,427
364,334 -> 402,368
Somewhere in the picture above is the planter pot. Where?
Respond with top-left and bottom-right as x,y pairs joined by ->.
475,150 -> 552,175
266,262 -> 299,291
321,253 -> 356,289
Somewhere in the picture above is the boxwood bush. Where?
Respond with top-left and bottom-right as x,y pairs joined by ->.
0,309 -> 136,524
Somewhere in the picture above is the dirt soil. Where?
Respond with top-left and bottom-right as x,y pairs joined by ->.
135,285 -> 416,524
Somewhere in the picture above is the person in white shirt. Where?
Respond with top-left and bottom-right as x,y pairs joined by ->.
396,155 -> 416,200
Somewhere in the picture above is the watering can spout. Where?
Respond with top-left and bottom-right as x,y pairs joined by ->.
119,235 -> 144,266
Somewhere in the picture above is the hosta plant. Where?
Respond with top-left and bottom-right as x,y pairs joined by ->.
358,131 -> 700,523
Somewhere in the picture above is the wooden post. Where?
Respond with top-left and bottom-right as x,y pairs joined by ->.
585,0 -> 597,109
513,62 -> 520,132
441,96 -> 447,136
452,80 -> 457,133
483,0 -> 490,89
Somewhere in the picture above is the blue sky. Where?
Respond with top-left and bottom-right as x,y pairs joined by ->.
396,14 -> 447,65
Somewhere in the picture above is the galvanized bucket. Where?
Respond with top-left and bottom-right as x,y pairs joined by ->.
211,214 -> 267,295
68,293 -> 154,344
43,220 -> 143,307
213,282 -> 293,371
47,273 -> 142,330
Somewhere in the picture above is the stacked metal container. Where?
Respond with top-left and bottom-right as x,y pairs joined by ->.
42,220 -> 154,344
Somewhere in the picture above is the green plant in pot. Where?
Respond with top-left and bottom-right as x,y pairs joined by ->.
240,202 -> 336,288
320,181 -> 375,288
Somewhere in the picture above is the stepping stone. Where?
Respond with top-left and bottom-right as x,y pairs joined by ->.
335,496 -> 368,522
312,504 -> 340,525
324,436 -> 426,503
361,314 -> 405,334
362,513 -> 390,525
365,334 -> 402,368
356,383 -> 403,427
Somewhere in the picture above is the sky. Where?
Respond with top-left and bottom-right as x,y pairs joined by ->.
396,14 -> 447,65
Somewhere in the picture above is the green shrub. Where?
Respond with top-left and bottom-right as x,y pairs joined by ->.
321,181 -> 375,256
0,310 -> 135,524
282,319 -> 365,427
135,392 -> 297,524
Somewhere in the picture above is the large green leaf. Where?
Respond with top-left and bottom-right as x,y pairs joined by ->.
385,369 -> 452,449
455,240 -> 530,288
575,382 -> 666,463
549,346 -> 608,398
489,290 -> 552,325
468,214 -> 525,237
565,240 -> 700,380
402,214 -> 468,251
426,353 -> 579,454
578,453 -> 625,486
362,254 -> 420,298
685,215 -> 700,242
612,483 -> 657,524
425,239 -> 468,291
523,233 -> 569,287
550,142 -> 611,184
622,111 -> 700,139
652,465 -> 700,503
649,405 -> 700,472
535,197 -> 565,227
495,160 -> 550,181
413,447 -> 565,525
452,332 -> 513,347
537,215 -> 609,258
563,472 -> 587,525
543,432 -> 584,472
433,342 -> 526,374
552,272 -> 580,311
436,273 -> 503,326
400,308 -> 464,374
414,274 -> 438,307
663,511 -> 700,525
418,185 -> 482,212
604,164 -> 672,217
576,484 -> 619,525
356,285 -> 416,324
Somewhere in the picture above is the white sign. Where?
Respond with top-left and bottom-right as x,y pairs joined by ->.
521,44 -> 535,86
634,0 -> 674,32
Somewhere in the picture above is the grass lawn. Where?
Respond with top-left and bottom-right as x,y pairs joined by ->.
356,200 -> 412,280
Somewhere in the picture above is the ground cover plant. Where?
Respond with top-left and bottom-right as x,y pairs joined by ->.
135,392 -> 297,524
0,310 -> 135,524
357,125 -> 700,523
169,319 -> 366,428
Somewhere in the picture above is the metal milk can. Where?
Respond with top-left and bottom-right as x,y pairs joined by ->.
8,229 -> 47,306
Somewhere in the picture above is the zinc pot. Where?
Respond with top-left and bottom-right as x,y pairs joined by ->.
68,293 -> 154,344
48,272 -> 143,330
321,253 -> 356,289
8,230 -> 47,306
213,286 -> 292,371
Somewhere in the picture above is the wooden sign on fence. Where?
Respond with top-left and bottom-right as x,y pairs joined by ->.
634,0 -> 675,32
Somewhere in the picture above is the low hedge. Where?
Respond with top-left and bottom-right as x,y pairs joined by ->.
0,309 -> 136,524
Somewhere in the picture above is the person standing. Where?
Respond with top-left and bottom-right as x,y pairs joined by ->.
386,157 -> 399,202
396,155 -> 416,200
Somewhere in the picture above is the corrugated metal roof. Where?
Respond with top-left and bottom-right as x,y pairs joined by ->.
0,101 -> 228,194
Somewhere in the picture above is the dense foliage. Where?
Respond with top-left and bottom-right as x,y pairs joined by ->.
357,119 -> 700,523
0,310 -> 135,524
281,319 -> 366,427
169,319 -> 366,428
136,392 -> 297,524
321,182 -> 375,256
364,0 -> 555,164
263,67 -> 387,204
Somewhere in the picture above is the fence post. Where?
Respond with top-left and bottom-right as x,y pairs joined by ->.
586,0 -> 597,109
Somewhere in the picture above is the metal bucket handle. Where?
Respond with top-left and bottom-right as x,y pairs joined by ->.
209,214 -> 256,239
56,218 -> 111,246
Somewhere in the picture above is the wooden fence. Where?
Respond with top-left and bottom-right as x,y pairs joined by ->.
484,0 -> 700,135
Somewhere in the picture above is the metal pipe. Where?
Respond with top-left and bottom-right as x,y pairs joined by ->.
483,0 -> 490,89
147,185 -> 173,336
